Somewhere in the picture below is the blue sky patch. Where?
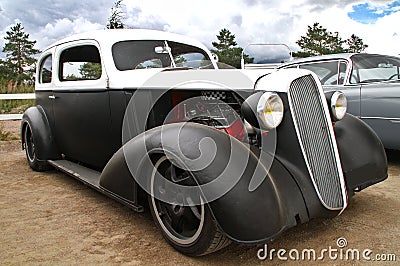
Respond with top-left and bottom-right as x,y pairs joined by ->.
348,1 -> 400,24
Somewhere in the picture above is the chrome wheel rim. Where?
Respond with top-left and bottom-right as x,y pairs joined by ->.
25,125 -> 35,163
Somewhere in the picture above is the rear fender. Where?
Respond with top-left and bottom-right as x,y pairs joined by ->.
21,106 -> 60,161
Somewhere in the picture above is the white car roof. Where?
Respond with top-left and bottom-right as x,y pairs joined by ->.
43,29 -> 210,53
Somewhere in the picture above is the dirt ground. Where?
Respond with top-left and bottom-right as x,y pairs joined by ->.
0,120 -> 399,265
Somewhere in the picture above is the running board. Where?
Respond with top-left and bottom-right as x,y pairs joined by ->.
48,160 -> 144,212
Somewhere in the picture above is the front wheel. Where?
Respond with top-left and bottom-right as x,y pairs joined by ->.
148,156 -> 230,256
23,123 -> 51,171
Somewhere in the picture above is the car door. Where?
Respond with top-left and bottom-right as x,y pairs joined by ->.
35,49 -> 56,131
360,82 -> 400,149
52,41 -> 112,170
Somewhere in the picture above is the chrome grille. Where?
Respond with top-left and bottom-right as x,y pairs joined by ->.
288,75 -> 346,210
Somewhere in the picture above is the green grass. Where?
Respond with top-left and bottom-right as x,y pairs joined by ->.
0,80 -> 35,114
0,99 -> 35,114
0,125 -> 11,141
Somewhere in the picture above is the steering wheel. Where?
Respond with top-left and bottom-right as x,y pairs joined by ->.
388,73 -> 400,80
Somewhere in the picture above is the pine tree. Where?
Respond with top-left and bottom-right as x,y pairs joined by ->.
211,28 -> 253,69
346,34 -> 368,53
0,59 -> 10,81
107,0 -> 125,29
79,62 -> 102,80
294,22 -> 368,58
327,31 -> 345,54
294,23 -> 345,57
212,29 -> 237,51
2,22 -> 40,82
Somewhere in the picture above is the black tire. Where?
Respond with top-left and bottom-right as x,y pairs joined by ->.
148,156 -> 231,256
23,123 -> 52,171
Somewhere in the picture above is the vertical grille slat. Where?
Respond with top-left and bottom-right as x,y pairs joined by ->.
288,75 -> 346,210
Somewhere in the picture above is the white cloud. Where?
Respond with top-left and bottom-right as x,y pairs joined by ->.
31,18 -> 104,50
365,11 -> 400,55
0,0 -> 399,58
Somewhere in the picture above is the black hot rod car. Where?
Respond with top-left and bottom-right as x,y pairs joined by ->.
22,29 -> 387,256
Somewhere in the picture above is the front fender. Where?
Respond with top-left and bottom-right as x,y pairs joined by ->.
21,106 -> 60,161
100,122 -> 308,243
334,114 -> 388,194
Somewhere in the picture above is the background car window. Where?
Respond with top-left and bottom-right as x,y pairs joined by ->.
299,61 -> 340,85
59,45 -> 102,81
39,55 -> 52,84
351,54 -> 400,83
243,44 -> 292,65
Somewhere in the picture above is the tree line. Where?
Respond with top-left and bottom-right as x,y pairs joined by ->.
0,0 -> 369,84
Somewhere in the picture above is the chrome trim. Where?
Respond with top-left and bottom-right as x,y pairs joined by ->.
361,116 -> 400,121
244,120 -> 256,134
288,74 -> 348,212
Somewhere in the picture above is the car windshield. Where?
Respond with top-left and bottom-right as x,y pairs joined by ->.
112,40 -> 214,70
243,44 -> 292,65
350,54 -> 400,84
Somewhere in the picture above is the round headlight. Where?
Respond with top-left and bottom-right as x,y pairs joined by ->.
331,91 -> 347,121
257,92 -> 284,129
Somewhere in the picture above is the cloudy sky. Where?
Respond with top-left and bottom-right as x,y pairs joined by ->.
0,0 -> 399,58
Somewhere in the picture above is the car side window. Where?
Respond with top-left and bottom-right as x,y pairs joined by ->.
351,55 -> 400,83
299,61 -> 341,85
39,55 -> 52,84
59,45 -> 102,81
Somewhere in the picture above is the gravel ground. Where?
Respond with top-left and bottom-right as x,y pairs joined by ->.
0,120 -> 399,265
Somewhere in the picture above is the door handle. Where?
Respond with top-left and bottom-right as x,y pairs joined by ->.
49,95 -> 56,99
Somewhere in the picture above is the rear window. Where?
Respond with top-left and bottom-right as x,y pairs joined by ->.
59,45 -> 102,81
39,54 -> 52,84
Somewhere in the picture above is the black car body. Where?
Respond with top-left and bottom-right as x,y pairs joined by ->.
21,30 -> 387,256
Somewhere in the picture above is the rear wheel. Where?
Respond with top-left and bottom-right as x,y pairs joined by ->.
23,123 -> 51,171
148,156 -> 230,256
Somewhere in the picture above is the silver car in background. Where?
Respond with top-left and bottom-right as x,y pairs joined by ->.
280,53 -> 400,150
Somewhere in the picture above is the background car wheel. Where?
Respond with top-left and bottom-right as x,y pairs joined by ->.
148,156 -> 231,256
23,123 -> 51,171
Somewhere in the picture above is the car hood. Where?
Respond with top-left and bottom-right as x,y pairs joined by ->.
108,68 -> 275,92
